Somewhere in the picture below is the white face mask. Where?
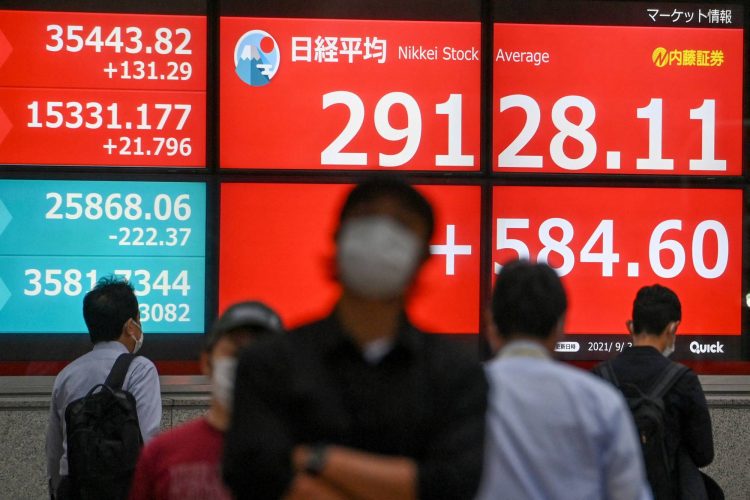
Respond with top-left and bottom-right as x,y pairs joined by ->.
662,325 -> 677,358
130,321 -> 144,354
212,357 -> 237,411
337,215 -> 422,300
662,337 -> 675,358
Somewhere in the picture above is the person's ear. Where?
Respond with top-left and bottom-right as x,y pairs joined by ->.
543,317 -> 565,354
484,307 -> 503,355
128,318 -> 142,336
333,224 -> 341,244
121,318 -> 133,338
625,320 -> 635,335
200,351 -> 212,377
551,316 -> 565,343
420,242 -> 431,264
666,321 -> 679,336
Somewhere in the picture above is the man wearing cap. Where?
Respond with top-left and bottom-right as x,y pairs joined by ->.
223,178 -> 488,500
128,301 -> 284,500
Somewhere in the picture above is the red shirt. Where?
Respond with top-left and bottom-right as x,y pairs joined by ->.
129,417 -> 233,500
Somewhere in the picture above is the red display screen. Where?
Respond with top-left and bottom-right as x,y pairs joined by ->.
219,183 -> 481,334
0,0 -> 748,374
493,186 -> 743,358
493,23 -> 743,175
220,17 -> 481,171
0,10 -> 206,167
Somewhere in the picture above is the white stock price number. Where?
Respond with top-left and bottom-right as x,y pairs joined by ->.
23,269 -> 190,297
46,25 -> 192,55
138,303 -> 190,323
498,95 -> 726,171
45,192 -> 192,221
321,92 -> 474,167
495,218 -> 729,279
27,102 -> 191,131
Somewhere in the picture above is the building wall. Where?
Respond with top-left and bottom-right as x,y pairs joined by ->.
1,388 -> 748,499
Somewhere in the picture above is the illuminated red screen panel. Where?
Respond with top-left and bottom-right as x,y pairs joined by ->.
493,23 -> 742,175
220,18 -> 480,171
0,10 -> 206,167
492,186 -> 743,358
220,183 -> 481,334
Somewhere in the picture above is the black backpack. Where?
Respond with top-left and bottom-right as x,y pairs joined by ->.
64,353 -> 143,500
596,361 -> 689,500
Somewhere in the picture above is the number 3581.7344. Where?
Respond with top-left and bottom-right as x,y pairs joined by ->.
23,269 -> 191,298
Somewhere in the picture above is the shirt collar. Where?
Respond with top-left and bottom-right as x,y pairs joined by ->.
321,310 -> 421,361
625,345 -> 662,356
92,340 -> 129,353
498,339 -> 551,360
362,337 -> 395,365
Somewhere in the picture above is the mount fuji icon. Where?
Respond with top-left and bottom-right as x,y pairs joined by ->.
236,43 -> 272,86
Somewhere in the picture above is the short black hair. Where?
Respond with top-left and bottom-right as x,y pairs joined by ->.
339,177 -> 434,240
492,260 -> 567,340
83,276 -> 139,344
632,284 -> 681,335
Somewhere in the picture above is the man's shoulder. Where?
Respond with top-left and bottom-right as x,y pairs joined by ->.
129,353 -> 158,373
138,418 -> 219,468
238,323 -> 302,372
658,361 -> 702,402
125,354 -> 159,388
417,331 -> 475,361
52,349 -> 99,387
604,351 -> 699,393
544,360 -> 627,405
289,316 -> 327,334
413,332 -> 486,385
288,316 -> 335,341
145,418 -> 213,452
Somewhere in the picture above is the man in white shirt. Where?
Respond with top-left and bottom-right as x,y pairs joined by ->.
46,277 -> 161,498
477,260 -> 652,500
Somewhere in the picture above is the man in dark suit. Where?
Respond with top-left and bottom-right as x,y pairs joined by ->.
223,178 -> 488,500
594,284 -> 714,499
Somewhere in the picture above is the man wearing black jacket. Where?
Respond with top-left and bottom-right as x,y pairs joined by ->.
594,284 -> 714,497
223,178 -> 488,500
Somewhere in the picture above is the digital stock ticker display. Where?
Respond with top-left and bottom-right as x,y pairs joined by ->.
0,0 -> 747,373
0,9 -> 206,167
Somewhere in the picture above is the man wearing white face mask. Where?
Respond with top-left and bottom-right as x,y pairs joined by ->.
128,301 -> 284,500
46,277 -> 161,499
593,284 -> 714,499
224,178 -> 488,500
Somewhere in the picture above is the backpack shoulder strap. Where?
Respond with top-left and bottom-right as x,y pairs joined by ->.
105,353 -> 137,390
595,360 -> 621,388
648,362 -> 689,400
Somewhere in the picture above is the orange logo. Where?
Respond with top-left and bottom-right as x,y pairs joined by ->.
652,47 -> 668,67
652,47 -> 724,67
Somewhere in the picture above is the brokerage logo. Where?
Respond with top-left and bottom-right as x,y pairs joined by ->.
652,47 -> 725,68
689,341 -> 725,354
235,30 -> 280,87
652,47 -> 669,67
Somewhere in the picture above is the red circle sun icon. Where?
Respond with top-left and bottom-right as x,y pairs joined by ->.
260,36 -> 275,54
